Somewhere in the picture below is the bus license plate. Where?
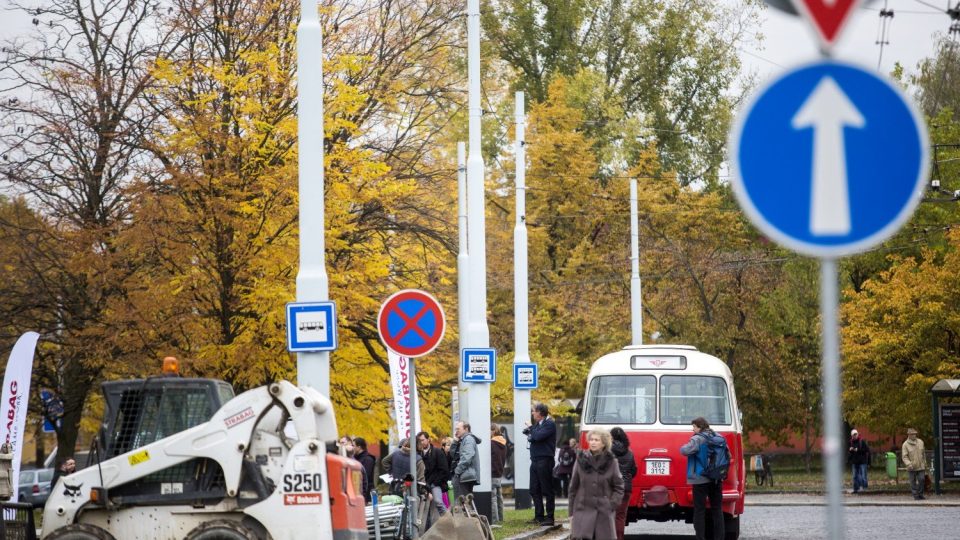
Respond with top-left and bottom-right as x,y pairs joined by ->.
646,460 -> 669,476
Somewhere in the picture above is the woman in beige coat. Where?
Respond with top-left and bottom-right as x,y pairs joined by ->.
569,429 -> 624,540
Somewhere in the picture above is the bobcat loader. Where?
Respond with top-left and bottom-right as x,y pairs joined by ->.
42,360 -> 366,539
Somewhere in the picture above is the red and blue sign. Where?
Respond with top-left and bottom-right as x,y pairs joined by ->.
377,290 -> 446,358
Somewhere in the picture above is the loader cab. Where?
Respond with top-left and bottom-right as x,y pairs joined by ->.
90,363 -> 236,506
98,376 -> 234,458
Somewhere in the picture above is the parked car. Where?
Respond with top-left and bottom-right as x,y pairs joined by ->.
18,468 -> 54,507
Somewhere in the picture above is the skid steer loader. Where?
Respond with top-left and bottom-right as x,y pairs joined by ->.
41,359 -> 366,539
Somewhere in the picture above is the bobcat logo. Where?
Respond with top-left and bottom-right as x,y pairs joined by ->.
63,482 -> 83,502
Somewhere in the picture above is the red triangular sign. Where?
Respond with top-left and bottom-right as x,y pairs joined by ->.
790,0 -> 864,49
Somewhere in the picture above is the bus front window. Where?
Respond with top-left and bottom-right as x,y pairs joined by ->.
659,375 -> 731,425
585,375 -> 656,424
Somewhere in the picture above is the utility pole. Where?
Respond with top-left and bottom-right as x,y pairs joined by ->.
630,179 -> 643,345
457,142 -> 469,430
295,0 -> 330,394
512,91 -> 532,509
464,0 -> 492,519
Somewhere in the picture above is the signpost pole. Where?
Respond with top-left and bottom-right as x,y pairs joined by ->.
820,258 -> 844,540
409,357 -> 419,539
295,0 -> 330,395
466,0 -> 492,519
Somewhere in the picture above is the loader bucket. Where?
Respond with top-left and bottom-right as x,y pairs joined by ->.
420,495 -> 492,540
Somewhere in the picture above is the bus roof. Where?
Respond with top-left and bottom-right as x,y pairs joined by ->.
587,344 -> 733,379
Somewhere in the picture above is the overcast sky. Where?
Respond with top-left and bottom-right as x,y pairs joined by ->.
738,0 -> 955,82
0,0 -> 953,90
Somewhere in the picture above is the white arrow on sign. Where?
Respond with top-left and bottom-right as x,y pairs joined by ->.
791,76 -> 865,236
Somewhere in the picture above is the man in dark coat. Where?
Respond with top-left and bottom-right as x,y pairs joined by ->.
848,429 -> 871,494
523,402 -> 557,526
353,437 -> 377,503
417,431 -> 449,517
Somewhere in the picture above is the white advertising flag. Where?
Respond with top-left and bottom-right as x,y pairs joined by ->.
1,332 -> 40,503
388,350 -> 420,442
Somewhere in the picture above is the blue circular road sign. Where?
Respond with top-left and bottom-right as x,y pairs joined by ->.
730,59 -> 929,257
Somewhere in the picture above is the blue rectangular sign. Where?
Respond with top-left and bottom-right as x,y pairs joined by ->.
286,301 -> 338,352
513,363 -> 538,389
461,348 -> 496,383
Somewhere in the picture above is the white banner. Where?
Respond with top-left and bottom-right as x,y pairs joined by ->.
388,351 -> 420,442
1,332 -> 40,503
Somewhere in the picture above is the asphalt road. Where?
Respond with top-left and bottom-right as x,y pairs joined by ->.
624,505 -> 957,539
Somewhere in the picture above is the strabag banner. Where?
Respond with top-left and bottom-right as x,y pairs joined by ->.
388,350 -> 421,442
1,332 -> 40,503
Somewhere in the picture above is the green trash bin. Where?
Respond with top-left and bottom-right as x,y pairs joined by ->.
886,451 -> 898,479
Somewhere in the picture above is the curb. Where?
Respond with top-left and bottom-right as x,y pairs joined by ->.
504,523 -> 563,540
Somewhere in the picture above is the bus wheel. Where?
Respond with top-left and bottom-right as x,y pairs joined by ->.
724,515 -> 740,540
45,524 -> 117,540
184,519 -> 260,540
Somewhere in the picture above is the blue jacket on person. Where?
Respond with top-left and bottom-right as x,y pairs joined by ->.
526,416 -> 557,460
680,430 -> 720,485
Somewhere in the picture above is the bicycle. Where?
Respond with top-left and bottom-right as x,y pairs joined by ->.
754,454 -> 774,486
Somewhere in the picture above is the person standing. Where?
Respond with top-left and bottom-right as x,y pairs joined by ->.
610,428 -> 637,540
902,428 -> 927,500
680,417 -> 724,540
51,456 -> 77,488
417,431 -> 449,517
848,429 -> 871,494
381,438 -> 425,495
353,437 -> 377,503
0,442 -> 13,501
523,403 -> 557,526
555,438 -> 577,498
490,424 -> 508,526
453,421 -> 481,497
568,429 -> 624,540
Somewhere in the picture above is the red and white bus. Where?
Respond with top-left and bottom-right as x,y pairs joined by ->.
580,344 -> 744,540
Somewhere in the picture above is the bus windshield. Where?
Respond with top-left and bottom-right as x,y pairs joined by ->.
585,375 -> 656,424
659,375 -> 731,425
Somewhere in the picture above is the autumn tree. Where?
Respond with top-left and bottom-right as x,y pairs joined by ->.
0,0 -> 171,465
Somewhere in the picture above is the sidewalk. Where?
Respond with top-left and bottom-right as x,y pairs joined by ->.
505,491 -> 960,509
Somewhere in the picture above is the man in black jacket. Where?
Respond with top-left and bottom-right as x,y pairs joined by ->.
418,431 -> 449,517
523,403 -> 557,526
353,437 -> 377,503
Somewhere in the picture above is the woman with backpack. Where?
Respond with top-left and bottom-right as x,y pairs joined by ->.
680,417 -> 725,540
610,428 -> 638,540
555,438 -> 577,498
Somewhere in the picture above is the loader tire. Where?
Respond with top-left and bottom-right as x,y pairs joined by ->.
184,519 -> 260,540
45,524 -> 117,540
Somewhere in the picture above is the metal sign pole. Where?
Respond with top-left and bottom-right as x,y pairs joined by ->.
820,258 -> 844,539
409,357 -> 419,539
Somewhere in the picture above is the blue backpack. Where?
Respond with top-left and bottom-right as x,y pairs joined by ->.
700,432 -> 731,483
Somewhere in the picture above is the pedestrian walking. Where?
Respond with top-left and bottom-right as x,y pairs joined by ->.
353,437 -> 377,503
417,431 -> 449,517
382,437 -> 425,495
555,438 -> 577,498
568,428 -> 624,540
680,417 -> 724,540
848,428 -> 871,494
490,424 -> 508,526
523,402 -> 557,526
610,428 -> 637,540
902,428 -> 927,500
452,421 -> 481,497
